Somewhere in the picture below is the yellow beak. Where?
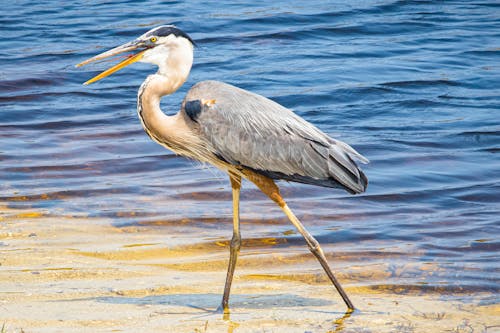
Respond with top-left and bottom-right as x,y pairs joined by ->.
76,40 -> 147,85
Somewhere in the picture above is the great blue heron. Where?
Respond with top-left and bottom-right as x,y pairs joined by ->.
77,25 -> 368,313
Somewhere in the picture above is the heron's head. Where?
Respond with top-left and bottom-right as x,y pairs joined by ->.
76,25 -> 195,85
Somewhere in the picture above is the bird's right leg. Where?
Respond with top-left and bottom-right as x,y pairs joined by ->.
219,173 -> 242,313
243,170 -> 355,311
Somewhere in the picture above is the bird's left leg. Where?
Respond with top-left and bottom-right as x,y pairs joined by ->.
220,173 -> 242,313
243,169 -> 355,311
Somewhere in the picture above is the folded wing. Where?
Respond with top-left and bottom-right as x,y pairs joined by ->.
183,80 -> 368,194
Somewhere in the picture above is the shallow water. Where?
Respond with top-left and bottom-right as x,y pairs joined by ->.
1,0 -> 499,330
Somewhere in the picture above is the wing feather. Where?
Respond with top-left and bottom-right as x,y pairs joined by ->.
182,80 -> 368,193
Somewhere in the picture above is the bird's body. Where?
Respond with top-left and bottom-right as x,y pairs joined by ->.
140,79 -> 367,194
77,25 -> 368,313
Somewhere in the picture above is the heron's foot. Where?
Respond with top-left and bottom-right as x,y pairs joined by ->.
215,304 -> 231,320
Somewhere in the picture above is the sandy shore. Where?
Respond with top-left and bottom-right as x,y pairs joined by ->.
0,207 -> 498,332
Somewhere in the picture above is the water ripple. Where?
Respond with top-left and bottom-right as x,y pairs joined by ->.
1,0 -> 499,300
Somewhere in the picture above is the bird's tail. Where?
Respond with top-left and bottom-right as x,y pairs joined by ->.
327,140 -> 369,194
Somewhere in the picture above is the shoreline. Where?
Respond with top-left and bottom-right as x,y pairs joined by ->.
0,210 -> 497,332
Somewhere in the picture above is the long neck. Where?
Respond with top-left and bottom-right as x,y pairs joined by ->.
136,45 -> 197,155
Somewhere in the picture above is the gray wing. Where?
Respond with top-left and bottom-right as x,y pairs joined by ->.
183,80 -> 368,194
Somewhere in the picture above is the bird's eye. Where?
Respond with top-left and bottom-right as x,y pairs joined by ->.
150,37 -> 158,43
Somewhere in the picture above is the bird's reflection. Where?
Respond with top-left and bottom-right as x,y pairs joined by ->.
221,308 -> 354,333
327,309 -> 353,332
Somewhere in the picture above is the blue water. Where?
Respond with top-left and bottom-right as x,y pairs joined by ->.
1,0 -> 499,301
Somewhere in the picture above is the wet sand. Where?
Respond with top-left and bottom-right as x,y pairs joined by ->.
0,208 -> 498,332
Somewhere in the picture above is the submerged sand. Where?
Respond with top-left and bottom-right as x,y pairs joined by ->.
0,208 -> 498,332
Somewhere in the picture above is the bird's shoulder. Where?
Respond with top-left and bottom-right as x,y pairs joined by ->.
184,80 -> 292,115
182,80 -> 322,136
185,80 -> 265,102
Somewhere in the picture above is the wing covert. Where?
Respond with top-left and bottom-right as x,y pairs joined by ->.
182,80 -> 368,193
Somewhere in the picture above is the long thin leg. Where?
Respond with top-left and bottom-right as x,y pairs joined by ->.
220,173 -> 242,313
243,170 -> 354,310
280,204 -> 354,310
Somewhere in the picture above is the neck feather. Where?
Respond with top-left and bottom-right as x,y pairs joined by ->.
136,74 -> 181,152
135,40 -> 220,163
159,40 -> 193,91
136,65 -> 205,159
136,41 -> 193,142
